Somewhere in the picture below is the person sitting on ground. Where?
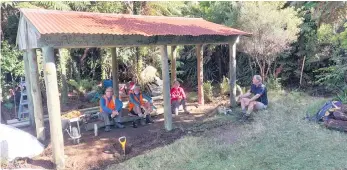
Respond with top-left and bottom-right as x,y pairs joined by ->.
99,87 -> 125,132
170,80 -> 190,115
128,86 -> 154,128
238,75 -> 268,121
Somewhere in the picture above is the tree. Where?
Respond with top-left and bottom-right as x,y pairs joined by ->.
237,2 -> 302,80
1,41 -> 24,89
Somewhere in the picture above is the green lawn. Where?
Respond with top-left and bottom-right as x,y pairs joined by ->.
107,91 -> 347,170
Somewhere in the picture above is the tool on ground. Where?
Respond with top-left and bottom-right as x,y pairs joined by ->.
118,136 -> 126,156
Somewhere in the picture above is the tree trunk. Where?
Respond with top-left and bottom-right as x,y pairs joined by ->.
135,47 -> 142,84
300,56 -> 306,87
170,46 -> 177,84
101,49 -> 108,80
218,46 -> 223,80
58,49 -> 69,104
196,44 -> 204,105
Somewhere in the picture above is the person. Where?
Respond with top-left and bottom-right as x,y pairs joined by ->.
170,80 -> 190,115
99,87 -> 125,132
128,86 -> 154,128
238,75 -> 268,121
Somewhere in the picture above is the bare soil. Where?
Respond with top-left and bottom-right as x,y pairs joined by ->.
3,97 -> 232,170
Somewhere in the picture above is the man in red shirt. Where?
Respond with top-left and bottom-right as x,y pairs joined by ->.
170,80 -> 190,115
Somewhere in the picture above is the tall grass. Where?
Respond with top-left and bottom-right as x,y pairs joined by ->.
108,91 -> 347,170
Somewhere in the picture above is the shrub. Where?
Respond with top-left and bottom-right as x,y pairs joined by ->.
219,76 -> 244,96
219,76 -> 229,95
68,79 -> 97,95
266,76 -> 282,91
335,88 -> 347,104
203,81 -> 213,102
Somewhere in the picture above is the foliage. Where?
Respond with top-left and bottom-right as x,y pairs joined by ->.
219,76 -> 230,95
203,81 -> 213,102
266,76 -> 282,91
1,41 -> 24,88
314,23 -> 347,91
335,88 -> 347,104
67,79 -> 97,95
3,102 -> 13,110
237,2 -> 302,80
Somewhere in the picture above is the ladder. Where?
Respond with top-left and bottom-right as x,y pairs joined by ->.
17,78 -> 30,120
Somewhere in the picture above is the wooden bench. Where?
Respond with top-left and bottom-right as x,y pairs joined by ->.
81,97 -> 163,131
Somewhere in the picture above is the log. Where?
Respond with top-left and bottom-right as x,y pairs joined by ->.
160,45 -> 172,131
111,47 -> 119,96
28,49 -> 45,141
196,44 -> 204,105
42,46 -> 65,169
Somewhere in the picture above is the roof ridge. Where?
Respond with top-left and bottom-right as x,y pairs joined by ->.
19,8 -> 204,20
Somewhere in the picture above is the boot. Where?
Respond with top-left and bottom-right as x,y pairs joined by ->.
104,125 -> 111,132
115,122 -> 125,129
146,115 -> 154,124
140,118 -> 146,125
132,121 -> 138,128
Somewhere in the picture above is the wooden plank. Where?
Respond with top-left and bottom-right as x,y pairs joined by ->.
196,44 -> 204,105
111,47 -> 119,96
229,37 -> 239,107
160,45 -> 172,131
42,46 -> 65,169
28,49 -> 45,141
170,46 -> 177,84
23,52 -> 35,126
34,35 -> 238,50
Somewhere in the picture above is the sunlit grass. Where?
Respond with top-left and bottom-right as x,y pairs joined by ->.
107,91 -> 347,170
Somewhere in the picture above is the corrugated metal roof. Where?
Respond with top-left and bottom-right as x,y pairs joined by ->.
20,8 -> 250,37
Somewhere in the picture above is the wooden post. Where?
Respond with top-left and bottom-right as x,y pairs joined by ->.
23,52 -> 35,126
170,46 -> 177,84
111,47 -> 119,96
42,46 -> 65,169
229,37 -> 239,107
196,44 -> 204,105
28,49 -> 45,141
160,45 -> 172,131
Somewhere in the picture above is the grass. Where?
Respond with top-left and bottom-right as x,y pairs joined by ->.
107,91 -> 347,170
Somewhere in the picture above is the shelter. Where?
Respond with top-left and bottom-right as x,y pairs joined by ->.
16,8 -> 250,169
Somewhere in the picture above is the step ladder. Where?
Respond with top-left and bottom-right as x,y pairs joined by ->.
17,77 -> 30,120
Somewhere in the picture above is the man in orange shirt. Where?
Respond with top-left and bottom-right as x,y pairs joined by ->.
99,87 -> 124,132
170,80 -> 190,115
128,86 -> 154,128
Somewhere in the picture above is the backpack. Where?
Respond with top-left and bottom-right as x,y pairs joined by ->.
315,101 -> 342,121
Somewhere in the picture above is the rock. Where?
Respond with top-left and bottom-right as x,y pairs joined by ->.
0,124 -> 44,161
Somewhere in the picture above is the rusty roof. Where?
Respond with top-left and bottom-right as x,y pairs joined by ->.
20,8 -> 250,37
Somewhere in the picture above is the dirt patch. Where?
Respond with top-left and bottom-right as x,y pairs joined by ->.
3,100 -> 234,170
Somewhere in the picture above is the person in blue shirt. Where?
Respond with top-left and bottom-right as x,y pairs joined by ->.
99,87 -> 125,132
238,75 -> 268,121
128,86 -> 154,128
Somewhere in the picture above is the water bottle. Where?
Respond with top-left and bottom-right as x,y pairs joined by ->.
94,124 -> 98,136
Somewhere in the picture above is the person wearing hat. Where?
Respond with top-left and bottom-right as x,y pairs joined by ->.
99,87 -> 125,132
128,85 -> 154,128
